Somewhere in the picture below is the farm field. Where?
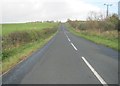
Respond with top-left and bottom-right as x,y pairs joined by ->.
1,22 -> 58,74
2,22 -> 57,35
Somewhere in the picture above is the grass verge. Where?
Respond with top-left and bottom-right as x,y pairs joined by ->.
1,30 -> 57,74
66,24 -> 119,51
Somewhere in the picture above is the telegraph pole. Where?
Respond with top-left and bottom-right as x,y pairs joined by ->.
104,4 -> 112,17
118,1 -> 120,19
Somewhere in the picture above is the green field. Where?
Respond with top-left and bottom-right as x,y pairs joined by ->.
1,22 -> 58,74
2,22 -> 57,35
0,24 -> 2,35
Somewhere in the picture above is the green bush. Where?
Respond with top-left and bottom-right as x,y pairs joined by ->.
2,27 -> 57,60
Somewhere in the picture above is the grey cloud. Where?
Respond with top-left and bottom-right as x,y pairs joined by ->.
1,0 -> 111,23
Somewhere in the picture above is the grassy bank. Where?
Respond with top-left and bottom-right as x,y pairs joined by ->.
66,24 -> 119,51
2,33 -> 56,74
1,22 -> 58,74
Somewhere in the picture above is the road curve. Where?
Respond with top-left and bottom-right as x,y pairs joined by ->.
2,24 -> 118,85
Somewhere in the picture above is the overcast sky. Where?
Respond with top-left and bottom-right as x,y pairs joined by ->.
1,0 -> 119,23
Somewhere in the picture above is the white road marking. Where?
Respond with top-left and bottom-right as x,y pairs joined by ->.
0,68 -> 10,78
64,30 -> 107,85
81,56 -> 107,85
71,43 -> 78,51
64,33 -> 77,51
68,38 -> 71,42
64,32 -> 71,42
66,35 -> 71,42
0,56 -> 27,77
66,35 -> 68,38
66,34 -> 68,38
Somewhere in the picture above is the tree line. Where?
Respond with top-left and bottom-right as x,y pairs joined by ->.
67,11 -> 119,32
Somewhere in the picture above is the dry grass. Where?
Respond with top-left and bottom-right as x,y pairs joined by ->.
67,24 -> 119,51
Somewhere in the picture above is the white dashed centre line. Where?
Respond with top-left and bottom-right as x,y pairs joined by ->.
64,32 -> 71,42
64,31 -> 107,85
70,43 -> 78,51
66,35 -> 71,42
68,38 -> 71,42
65,33 -> 77,50
81,56 -> 107,85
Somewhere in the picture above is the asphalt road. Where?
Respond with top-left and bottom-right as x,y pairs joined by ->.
2,24 -> 118,85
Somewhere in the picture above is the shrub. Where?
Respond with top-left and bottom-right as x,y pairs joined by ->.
2,27 -> 57,60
